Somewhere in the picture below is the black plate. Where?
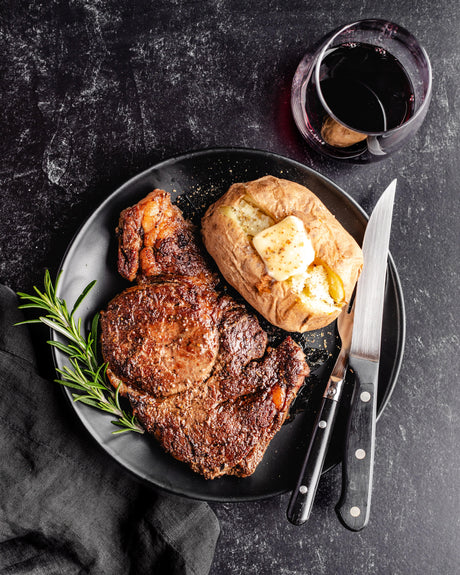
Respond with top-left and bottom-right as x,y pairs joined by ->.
53,147 -> 405,502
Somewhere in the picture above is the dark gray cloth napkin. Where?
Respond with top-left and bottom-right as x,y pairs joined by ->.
0,285 -> 220,574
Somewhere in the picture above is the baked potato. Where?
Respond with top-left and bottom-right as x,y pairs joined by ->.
201,175 -> 363,332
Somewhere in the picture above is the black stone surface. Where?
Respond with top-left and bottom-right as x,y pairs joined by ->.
1,1 -> 459,574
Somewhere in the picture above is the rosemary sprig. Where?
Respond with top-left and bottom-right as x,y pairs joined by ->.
16,270 -> 144,435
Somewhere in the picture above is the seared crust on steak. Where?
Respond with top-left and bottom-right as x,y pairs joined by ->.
117,190 -> 217,285
101,281 -> 220,398
100,189 -> 309,479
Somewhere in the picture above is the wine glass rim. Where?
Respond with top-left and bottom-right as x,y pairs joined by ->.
314,19 -> 433,137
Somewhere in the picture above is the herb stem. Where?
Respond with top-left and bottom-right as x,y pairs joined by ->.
17,270 -> 144,435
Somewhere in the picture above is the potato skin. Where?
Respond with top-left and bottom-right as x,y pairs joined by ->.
201,175 -> 363,332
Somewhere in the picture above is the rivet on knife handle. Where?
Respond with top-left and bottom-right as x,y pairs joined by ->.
336,357 -> 378,531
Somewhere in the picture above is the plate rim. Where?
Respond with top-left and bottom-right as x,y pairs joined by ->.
52,146 -> 405,501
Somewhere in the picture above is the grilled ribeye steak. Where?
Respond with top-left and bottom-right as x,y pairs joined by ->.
126,302 -> 308,479
100,189 -> 309,479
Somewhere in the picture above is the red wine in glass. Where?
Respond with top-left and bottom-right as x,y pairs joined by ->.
319,42 -> 415,134
291,20 -> 432,162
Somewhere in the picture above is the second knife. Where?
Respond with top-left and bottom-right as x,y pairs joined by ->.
336,179 -> 397,531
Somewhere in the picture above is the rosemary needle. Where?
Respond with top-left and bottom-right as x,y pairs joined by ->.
16,270 -> 145,435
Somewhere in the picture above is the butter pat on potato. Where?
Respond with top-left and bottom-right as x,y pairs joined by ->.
252,215 -> 315,281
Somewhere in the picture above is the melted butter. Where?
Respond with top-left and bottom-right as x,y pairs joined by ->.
252,215 -> 315,281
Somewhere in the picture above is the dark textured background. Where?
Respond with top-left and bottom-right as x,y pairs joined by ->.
1,1 -> 459,574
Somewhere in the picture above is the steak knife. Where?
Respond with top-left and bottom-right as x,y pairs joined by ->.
336,179 -> 397,531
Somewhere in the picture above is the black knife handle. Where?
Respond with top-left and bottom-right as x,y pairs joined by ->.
336,357 -> 379,531
287,394 -> 339,525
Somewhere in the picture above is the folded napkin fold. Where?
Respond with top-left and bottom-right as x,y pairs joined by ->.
0,284 -> 220,574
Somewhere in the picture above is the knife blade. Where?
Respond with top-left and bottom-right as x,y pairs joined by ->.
336,179 -> 397,531
287,302 -> 355,525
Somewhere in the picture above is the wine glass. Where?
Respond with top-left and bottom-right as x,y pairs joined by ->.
291,19 -> 432,162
